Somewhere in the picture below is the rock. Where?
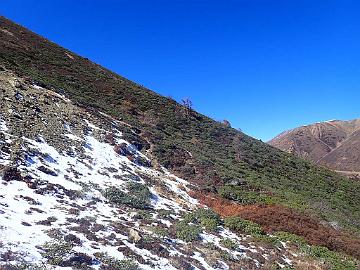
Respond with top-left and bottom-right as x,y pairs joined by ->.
129,228 -> 142,243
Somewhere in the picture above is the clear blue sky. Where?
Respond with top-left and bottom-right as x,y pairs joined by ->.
2,1 -> 360,141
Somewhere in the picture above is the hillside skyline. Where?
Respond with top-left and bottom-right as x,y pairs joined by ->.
1,12 -> 360,269
2,0 -> 360,141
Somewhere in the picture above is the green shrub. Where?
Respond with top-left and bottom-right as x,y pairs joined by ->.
224,216 -> 263,236
103,182 -> 152,209
253,234 -> 279,245
175,221 -> 201,242
96,253 -> 139,270
219,185 -> 277,205
204,242 -> 217,250
127,182 -> 152,203
141,235 -> 155,244
200,217 -> 220,231
11,263 -> 47,270
157,209 -> 172,219
151,227 -> 169,239
219,250 -> 236,262
304,246 -> 357,270
260,231 -> 357,270
274,231 -> 307,247
42,240 -> 74,265
182,208 -> 221,232
220,238 -> 238,250
134,210 -> 152,220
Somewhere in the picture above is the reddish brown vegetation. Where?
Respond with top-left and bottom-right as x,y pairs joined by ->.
191,191 -> 360,259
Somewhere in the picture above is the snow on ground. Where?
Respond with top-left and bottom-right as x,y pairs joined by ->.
0,115 -> 296,269
0,73 -> 298,269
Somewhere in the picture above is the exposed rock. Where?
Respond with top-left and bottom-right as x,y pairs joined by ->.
129,228 -> 142,243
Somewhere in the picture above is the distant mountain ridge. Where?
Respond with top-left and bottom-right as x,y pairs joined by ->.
269,118 -> 360,178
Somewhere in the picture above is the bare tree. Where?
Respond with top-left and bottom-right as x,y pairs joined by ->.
182,98 -> 192,110
222,120 -> 231,127
181,98 -> 193,118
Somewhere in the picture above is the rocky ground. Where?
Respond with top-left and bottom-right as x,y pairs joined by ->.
0,70 -> 328,269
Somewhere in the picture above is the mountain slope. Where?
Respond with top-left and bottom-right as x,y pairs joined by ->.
1,70 -> 346,270
269,119 -> 360,177
0,16 -> 360,268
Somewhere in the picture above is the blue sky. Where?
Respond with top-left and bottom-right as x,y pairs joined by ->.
2,0 -> 360,141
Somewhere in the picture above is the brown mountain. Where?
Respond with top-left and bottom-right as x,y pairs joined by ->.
269,118 -> 360,177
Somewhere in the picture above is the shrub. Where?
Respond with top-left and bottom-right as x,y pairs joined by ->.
96,253 -> 139,270
10,263 -> 47,270
204,242 -> 217,250
220,238 -> 238,250
157,209 -> 172,219
127,182 -> 152,204
268,231 -> 358,270
151,227 -> 169,239
224,216 -> 263,236
253,234 -> 279,245
103,182 -> 152,209
304,246 -> 357,270
42,240 -> 74,265
219,250 -> 236,262
134,210 -> 152,220
200,218 -> 219,231
175,221 -> 201,242
141,234 -> 155,244
274,231 -> 307,247
182,208 -> 221,232
219,185 -> 277,205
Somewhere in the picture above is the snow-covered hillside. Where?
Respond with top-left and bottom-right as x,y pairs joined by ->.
0,71 -> 301,269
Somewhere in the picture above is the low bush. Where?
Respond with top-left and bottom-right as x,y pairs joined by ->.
8,263 -> 47,270
220,238 -> 238,250
183,208 -> 221,232
127,182 -> 152,204
175,221 -> 201,242
157,209 -> 173,219
303,246 -> 357,270
274,231 -> 307,247
269,231 -> 358,269
219,185 -> 276,205
103,182 -> 152,209
134,210 -> 152,220
95,252 -> 139,270
200,217 -> 220,231
42,240 -> 74,265
151,227 -> 169,239
224,216 -> 263,236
